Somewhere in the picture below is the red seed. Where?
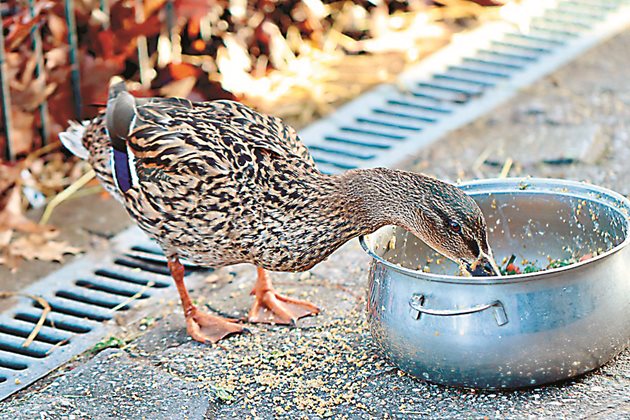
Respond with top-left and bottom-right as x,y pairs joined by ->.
506,263 -> 521,274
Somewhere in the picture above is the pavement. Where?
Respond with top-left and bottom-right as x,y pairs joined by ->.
2,28 -> 630,420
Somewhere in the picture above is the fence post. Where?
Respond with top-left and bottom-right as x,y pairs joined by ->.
64,0 -> 82,120
0,13 -> 15,161
135,0 -> 151,89
29,0 -> 50,146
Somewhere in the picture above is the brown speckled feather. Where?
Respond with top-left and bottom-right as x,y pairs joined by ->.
81,96 -> 370,271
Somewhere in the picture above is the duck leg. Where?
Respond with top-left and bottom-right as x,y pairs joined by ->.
168,257 -> 245,343
248,267 -> 320,325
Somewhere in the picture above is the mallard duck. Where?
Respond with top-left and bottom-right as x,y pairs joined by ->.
60,80 -> 499,343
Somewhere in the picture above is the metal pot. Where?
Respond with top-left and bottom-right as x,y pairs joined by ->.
361,178 -> 630,389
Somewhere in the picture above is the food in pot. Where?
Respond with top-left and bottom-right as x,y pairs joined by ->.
499,253 -> 595,276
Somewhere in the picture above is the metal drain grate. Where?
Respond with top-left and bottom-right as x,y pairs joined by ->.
300,0 -> 630,173
0,227 -> 210,400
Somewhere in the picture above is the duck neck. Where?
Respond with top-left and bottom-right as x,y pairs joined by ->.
323,167 -> 427,236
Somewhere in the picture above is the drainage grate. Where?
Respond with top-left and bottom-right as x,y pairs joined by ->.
300,0 -> 630,173
0,227 -> 210,401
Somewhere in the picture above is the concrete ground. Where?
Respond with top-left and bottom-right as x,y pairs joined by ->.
2,28 -> 630,419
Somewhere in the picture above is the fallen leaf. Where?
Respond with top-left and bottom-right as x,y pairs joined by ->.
0,187 -> 53,233
0,166 -> 54,234
8,108 -> 36,157
0,230 -> 12,247
44,46 -> 69,70
3,2 -> 54,51
46,13 -> 68,45
11,73 -> 58,112
144,0 -> 167,18
159,76 -> 197,98
169,62 -> 203,80
10,230 -> 81,263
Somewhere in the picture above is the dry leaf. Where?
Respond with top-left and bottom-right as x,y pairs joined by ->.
159,76 -> 197,98
44,46 -> 69,71
0,230 -> 12,247
12,74 -> 57,112
0,186 -> 53,233
10,231 -> 81,263
46,13 -> 68,45
8,109 -> 36,157
3,2 -> 54,51
0,165 -> 54,234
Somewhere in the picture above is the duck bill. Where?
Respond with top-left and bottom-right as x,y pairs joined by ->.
467,251 -> 502,277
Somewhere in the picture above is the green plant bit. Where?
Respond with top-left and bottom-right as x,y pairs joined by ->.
547,258 -> 577,269
522,265 -> 539,274
90,336 -> 126,355
499,254 -> 593,276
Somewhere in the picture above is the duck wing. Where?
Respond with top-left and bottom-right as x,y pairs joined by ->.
106,86 -> 316,192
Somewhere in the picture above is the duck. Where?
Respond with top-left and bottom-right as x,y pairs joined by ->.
59,79 -> 500,344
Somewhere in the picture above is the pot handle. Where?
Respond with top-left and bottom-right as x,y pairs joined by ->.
408,294 -> 508,326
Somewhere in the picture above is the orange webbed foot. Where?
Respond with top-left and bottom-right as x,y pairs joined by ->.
168,257 -> 246,344
186,307 -> 246,344
248,268 -> 320,325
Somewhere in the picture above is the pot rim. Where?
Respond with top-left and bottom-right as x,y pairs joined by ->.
359,177 -> 630,285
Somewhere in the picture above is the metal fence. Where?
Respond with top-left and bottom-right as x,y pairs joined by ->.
0,0 -> 176,162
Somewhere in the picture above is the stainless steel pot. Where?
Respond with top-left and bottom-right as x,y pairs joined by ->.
361,178 -> 630,389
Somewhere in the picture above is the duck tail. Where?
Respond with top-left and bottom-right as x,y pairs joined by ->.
108,75 -> 128,101
59,120 -> 90,160
60,76 -> 128,160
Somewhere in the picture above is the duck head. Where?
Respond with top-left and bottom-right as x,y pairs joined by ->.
401,185 -> 501,277
345,168 -> 501,276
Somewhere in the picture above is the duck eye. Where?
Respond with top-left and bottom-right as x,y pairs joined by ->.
449,221 -> 462,233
